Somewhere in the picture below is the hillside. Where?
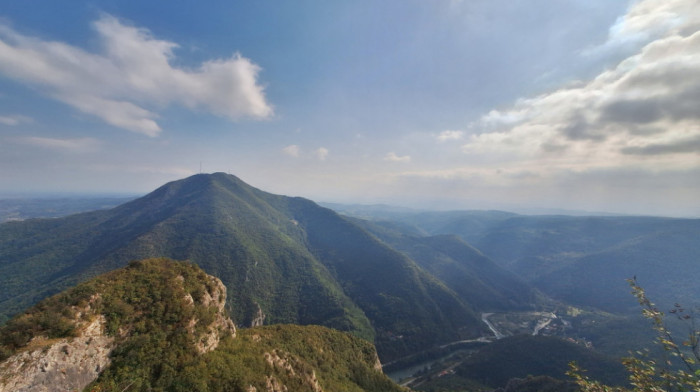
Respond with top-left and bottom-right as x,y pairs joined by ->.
413,335 -> 627,392
351,218 -> 544,312
0,173 -> 487,360
0,258 -> 404,392
333,207 -> 700,313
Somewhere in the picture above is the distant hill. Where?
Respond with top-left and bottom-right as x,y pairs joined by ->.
0,258 -> 404,392
471,215 -> 700,312
0,173 -> 492,361
333,207 -> 700,313
0,196 -> 136,223
414,335 -> 627,392
351,218 -> 544,312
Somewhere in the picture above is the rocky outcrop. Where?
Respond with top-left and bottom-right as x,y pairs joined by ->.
263,349 -> 323,392
251,302 -> 266,327
373,353 -> 383,372
191,275 -> 237,353
0,316 -> 114,392
0,258 -> 401,392
0,262 -> 237,392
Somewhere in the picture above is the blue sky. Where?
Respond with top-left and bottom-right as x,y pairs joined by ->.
1,0 -> 699,216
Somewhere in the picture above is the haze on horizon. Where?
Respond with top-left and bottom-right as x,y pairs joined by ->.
0,0 -> 698,218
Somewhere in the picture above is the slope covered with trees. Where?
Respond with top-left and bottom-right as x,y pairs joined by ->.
0,258 -> 405,392
333,207 -> 700,313
352,218 -> 543,312
0,173 -> 491,360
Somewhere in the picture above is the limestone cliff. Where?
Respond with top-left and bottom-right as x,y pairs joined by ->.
0,316 -> 112,392
188,274 -> 237,353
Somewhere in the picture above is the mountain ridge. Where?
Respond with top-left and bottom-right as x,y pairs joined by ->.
0,173 -> 520,360
0,258 -> 404,392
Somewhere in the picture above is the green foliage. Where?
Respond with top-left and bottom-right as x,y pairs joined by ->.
218,325 -> 405,392
354,217 -> 543,312
569,279 -> 700,392
356,210 -> 700,315
1,258 -> 405,391
0,173 -> 374,343
449,334 -> 627,389
290,197 -> 484,360
472,217 -> 700,314
420,374 -> 578,392
0,258 -> 218,372
0,172 -> 490,362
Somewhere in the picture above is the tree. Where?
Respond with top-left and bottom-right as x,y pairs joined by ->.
569,278 -> 700,392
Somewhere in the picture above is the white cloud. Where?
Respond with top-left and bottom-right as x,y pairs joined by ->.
384,152 -> 411,163
0,114 -> 32,126
604,0 -> 699,48
436,130 -> 464,142
17,136 -> 101,152
459,0 -> 700,175
62,95 -> 161,137
315,147 -> 329,161
282,145 -> 329,161
580,0 -> 700,66
0,15 -> 272,136
282,144 -> 301,158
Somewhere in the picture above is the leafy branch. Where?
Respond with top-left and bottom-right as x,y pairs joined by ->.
569,278 -> 700,392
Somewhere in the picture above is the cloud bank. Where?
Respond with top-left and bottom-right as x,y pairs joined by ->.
459,0 -> 700,174
368,0 -> 700,215
0,15 -> 272,136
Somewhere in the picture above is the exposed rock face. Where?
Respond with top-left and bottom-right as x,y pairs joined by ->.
264,350 -> 323,392
251,302 -> 266,327
0,263 -> 237,392
373,353 -> 383,372
192,275 -> 237,353
0,316 -> 114,392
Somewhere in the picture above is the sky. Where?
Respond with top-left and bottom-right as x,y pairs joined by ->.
0,0 -> 699,217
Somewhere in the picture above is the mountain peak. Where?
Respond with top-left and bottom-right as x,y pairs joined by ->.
0,173 -> 500,361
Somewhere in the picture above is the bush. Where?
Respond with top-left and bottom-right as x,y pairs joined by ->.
569,278 -> 700,392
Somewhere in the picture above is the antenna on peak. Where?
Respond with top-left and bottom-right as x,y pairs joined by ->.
199,161 -> 202,174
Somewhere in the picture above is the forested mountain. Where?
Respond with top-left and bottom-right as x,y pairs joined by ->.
0,173 -> 526,361
0,258 -> 403,392
334,207 -> 700,313
2,174 -> 699,392
351,218 -> 544,312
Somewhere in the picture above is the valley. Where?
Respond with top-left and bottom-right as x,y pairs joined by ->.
0,173 -> 698,391
3,2 -> 699,390
387,309 -> 596,388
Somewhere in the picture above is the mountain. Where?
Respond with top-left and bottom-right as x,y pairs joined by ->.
350,218 -> 544,311
333,207 -> 700,313
470,215 -> 700,312
0,173 -> 487,361
0,258 -> 404,392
